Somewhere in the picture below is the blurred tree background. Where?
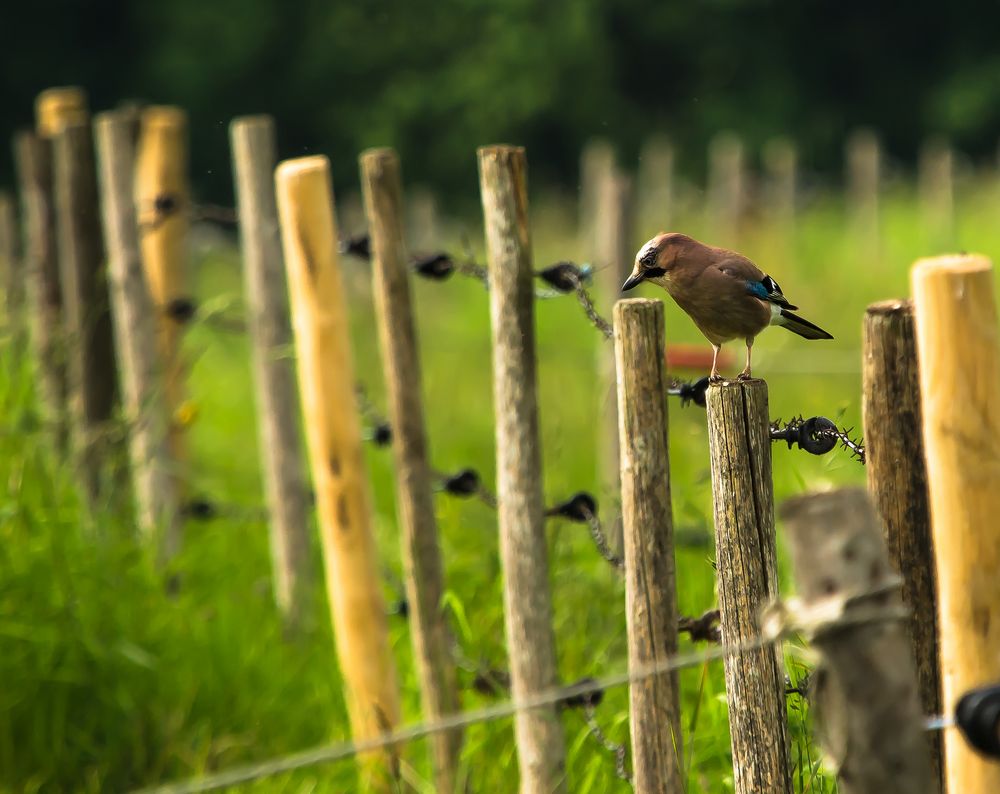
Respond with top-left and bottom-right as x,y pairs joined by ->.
3,0 -> 1000,204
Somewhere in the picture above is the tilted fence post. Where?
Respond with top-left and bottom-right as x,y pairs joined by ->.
276,154 -> 402,790
361,146 -> 462,792
230,115 -> 312,625
478,144 -> 567,794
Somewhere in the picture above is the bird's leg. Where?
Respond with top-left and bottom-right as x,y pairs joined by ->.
709,344 -> 723,383
737,338 -> 753,380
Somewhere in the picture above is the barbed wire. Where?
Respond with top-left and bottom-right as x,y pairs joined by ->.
129,597 -> 922,794
341,231 -> 613,338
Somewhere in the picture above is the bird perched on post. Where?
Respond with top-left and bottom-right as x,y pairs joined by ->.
622,232 -> 832,380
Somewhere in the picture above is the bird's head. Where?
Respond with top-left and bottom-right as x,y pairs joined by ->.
622,232 -> 697,291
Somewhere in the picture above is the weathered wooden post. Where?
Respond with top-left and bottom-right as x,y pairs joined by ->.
706,380 -> 791,794
275,155 -> 401,789
53,121 -> 119,504
94,111 -> 181,558
919,137 -> 954,246
912,253 -> 1000,794
478,145 -> 567,794
614,297 -> 684,794
135,106 -> 190,463
360,147 -> 461,792
780,488 -> 933,794
862,299 -> 942,789
13,131 -> 67,448
707,131 -> 745,245
846,129 -> 880,244
596,166 -> 635,550
230,115 -> 312,625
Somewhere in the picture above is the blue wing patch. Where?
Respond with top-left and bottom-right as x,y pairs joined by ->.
746,275 -> 798,309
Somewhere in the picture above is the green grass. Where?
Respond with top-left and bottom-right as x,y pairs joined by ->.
3,175 -> 1000,793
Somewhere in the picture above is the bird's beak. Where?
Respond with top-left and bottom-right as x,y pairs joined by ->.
621,268 -> 645,292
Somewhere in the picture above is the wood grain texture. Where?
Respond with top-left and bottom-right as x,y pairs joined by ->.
478,145 -> 566,794
13,131 -> 67,448
276,155 -> 401,790
706,379 -> 791,794
230,116 -> 311,625
862,299 -> 942,790
134,106 -> 189,463
780,489 -> 933,794
361,147 -> 461,793
53,122 -> 119,503
912,254 -> 1000,794
614,298 -> 683,794
94,112 -> 181,558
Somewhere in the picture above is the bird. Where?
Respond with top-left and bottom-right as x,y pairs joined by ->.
621,232 -> 832,381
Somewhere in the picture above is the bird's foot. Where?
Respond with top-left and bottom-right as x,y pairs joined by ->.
737,369 -> 752,381
708,373 -> 725,384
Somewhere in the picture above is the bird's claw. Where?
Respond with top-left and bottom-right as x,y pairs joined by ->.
737,371 -> 752,381
708,374 -> 725,384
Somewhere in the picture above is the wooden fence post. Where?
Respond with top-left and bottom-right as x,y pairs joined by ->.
94,111 -> 181,557
846,129 -> 880,244
53,121 -> 119,504
919,137 -> 954,246
230,115 -> 312,625
275,155 -> 401,789
780,488 -> 933,794
614,297 -> 684,794
706,380 -> 791,794
361,147 -> 462,793
0,190 -> 20,326
596,167 -> 634,550
13,131 -> 67,448
478,144 -> 567,794
135,106 -> 190,463
707,131 -> 745,245
912,253 -> 1000,794
862,299 -> 942,789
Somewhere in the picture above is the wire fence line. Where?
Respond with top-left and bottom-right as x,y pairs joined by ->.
128,598 -> 918,794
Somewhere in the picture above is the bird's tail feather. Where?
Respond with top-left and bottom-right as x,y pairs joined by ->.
774,308 -> 834,340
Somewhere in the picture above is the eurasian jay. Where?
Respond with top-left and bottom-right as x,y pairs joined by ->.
622,232 -> 832,381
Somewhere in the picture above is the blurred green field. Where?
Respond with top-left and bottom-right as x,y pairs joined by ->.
3,172 -> 1000,793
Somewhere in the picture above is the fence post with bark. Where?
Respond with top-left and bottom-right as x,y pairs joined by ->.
13,130 -> 67,448
94,111 -> 181,557
52,120 -> 119,505
478,144 -> 567,793
360,146 -> 462,792
706,379 -> 791,794
862,299 -> 942,788
230,115 -> 312,625
780,488 -> 933,794
614,297 -> 684,794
